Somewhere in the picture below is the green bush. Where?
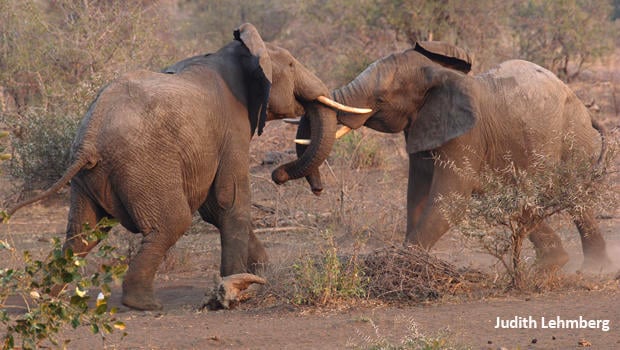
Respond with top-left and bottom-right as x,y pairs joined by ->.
0,0 -> 172,186
332,131 -> 383,170
291,230 -> 366,306
0,218 -> 127,349
437,133 -> 618,289
7,112 -> 77,189
0,130 -> 10,220
0,130 -> 9,161
512,0 -> 615,82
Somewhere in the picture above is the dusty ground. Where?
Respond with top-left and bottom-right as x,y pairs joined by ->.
2,52 -> 620,349
2,192 -> 619,350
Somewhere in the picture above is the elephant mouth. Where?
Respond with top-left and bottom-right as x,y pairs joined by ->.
291,94 -> 368,145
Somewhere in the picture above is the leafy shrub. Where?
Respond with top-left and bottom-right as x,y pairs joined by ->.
0,0 -> 172,186
437,133 -> 618,289
0,130 -> 10,220
291,230 -> 366,306
332,131 -> 383,170
0,130 -> 9,162
7,112 -> 77,189
512,0 -> 615,82
0,218 -> 128,349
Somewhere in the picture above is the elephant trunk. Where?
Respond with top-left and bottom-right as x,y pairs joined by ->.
331,78 -> 374,130
271,103 -> 337,191
295,114 -> 324,194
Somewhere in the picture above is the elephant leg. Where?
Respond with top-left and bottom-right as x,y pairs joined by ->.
121,192 -> 193,311
53,184 -> 108,296
200,168 -> 268,277
405,156 -> 475,249
64,184 -> 108,257
406,152 -> 433,234
528,222 -> 569,270
217,210 -> 268,276
247,230 -> 268,273
200,202 -> 267,276
573,210 -> 610,271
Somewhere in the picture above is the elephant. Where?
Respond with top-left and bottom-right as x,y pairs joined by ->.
6,23 -> 366,310
283,41 -> 611,270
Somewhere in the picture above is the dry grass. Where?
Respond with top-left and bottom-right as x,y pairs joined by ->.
362,245 -> 488,302
247,242 -> 490,309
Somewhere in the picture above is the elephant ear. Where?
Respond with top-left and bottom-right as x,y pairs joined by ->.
234,23 -> 272,136
414,41 -> 472,74
406,67 -> 477,154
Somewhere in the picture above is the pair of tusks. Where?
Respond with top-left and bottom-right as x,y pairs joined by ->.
291,95 -> 371,145
294,125 -> 352,145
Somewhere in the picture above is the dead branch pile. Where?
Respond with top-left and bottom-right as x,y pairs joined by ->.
362,245 -> 487,302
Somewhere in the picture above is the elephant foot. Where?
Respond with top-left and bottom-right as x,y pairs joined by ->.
581,255 -> 613,274
535,248 -> 569,271
122,290 -> 162,311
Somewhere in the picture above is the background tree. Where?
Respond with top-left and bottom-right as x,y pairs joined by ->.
0,0 -> 173,187
511,0 -> 615,82
0,0 -> 617,188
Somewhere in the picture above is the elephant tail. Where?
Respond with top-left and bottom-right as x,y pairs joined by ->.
591,118 -> 608,172
6,156 -> 93,217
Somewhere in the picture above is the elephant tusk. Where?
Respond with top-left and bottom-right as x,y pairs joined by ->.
294,139 -> 311,145
283,118 -> 301,125
294,125 -> 352,145
317,95 -> 372,114
335,125 -> 352,139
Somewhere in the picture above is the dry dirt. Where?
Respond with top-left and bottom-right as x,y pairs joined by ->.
2,53 -> 620,349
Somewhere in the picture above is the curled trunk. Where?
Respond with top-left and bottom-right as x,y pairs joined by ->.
271,103 -> 336,190
294,114 -> 324,194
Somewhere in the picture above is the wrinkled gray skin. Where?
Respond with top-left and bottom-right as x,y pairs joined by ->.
292,42 -> 610,270
8,23 -> 337,310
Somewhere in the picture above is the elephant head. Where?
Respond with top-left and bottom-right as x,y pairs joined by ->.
162,23 -> 367,188
334,41 -> 476,153
233,23 -> 369,186
293,41 -> 476,191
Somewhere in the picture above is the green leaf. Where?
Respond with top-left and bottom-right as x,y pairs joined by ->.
95,302 -> 107,315
75,286 -> 87,298
0,240 -> 10,250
